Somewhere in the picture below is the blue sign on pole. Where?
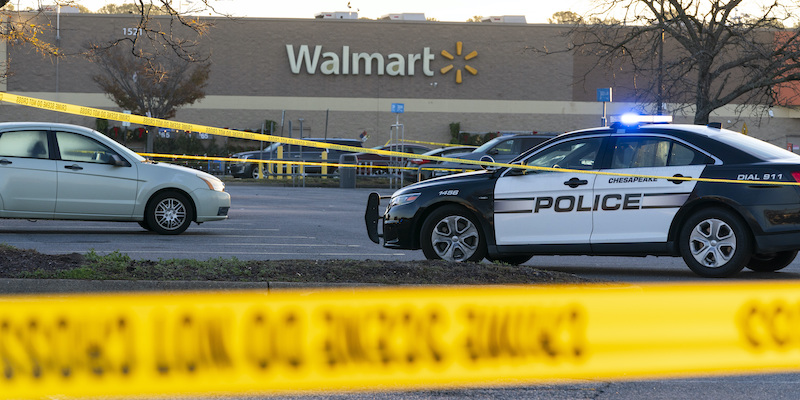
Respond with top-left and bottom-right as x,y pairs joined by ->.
596,88 -> 612,102
391,103 -> 405,113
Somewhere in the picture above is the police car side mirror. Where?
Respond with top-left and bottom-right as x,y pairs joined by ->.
480,155 -> 499,171
505,161 -> 530,176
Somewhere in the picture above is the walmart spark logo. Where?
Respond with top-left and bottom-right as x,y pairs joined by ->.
440,41 -> 478,84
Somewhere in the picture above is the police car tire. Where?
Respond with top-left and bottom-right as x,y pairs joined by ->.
250,166 -> 260,179
678,208 -> 752,278
746,250 -> 798,272
486,255 -> 533,265
421,205 -> 487,262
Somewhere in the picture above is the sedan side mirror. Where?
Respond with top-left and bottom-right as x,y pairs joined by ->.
108,154 -> 128,167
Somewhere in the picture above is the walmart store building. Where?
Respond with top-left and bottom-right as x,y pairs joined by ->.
3,11 -> 800,147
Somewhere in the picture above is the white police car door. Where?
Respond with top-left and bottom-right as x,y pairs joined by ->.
494,136 -> 605,245
591,135 -> 712,243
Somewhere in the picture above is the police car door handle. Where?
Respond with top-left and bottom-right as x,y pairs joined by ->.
0,159 -> 11,165
669,173 -> 690,184
564,177 -> 589,188
64,164 -> 83,171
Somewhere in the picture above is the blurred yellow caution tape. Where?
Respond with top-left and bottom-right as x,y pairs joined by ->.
2,92 -> 798,186
3,282 -> 800,398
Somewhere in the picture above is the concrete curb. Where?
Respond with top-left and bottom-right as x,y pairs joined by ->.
0,279 -> 375,294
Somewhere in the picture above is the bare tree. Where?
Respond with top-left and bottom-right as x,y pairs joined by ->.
2,0 -> 225,71
0,1 -> 59,57
91,0 -> 225,62
557,0 -> 800,125
97,3 -> 169,15
88,44 -> 211,152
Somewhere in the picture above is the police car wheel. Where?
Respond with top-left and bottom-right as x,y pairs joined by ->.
250,166 -> 260,179
678,208 -> 752,278
421,205 -> 486,262
486,255 -> 532,265
746,250 -> 798,272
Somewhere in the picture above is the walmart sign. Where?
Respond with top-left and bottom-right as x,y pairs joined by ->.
286,44 -> 436,76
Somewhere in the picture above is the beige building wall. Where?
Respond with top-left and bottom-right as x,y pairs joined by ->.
3,13 -> 800,149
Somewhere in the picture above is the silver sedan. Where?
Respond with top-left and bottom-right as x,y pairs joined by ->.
0,122 -> 230,234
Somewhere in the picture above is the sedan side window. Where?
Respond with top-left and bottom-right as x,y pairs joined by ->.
56,131 -> 117,164
0,130 -> 49,159
410,147 -> 429,155
525,138 -> 603,170
491,139 -> 516,155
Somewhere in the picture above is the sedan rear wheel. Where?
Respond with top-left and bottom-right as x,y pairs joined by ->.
421,205 -> 486,262
678,208 -> 751,278
145,191 -> 193,235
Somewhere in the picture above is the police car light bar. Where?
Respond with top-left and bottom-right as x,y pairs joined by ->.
617,114 -> 673,125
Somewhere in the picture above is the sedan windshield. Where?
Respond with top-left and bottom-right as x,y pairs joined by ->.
474,137 -> 503,153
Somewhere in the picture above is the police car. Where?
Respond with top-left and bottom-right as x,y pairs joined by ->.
365,116 -> 800,277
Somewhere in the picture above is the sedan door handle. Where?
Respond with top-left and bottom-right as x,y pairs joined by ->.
64,164 -> 83,171
564,177 -> 589,188
0,159 -> 11,165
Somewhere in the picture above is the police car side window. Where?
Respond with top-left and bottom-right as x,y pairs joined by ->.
611,138 -> 667,168
668,142 -> 713,166
612,138 -> 712,168
526,138 -> 602,170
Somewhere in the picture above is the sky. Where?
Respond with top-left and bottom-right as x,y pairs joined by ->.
8,0 -> 594,23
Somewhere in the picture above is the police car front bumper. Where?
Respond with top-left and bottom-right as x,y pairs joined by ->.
365,192 -> 419,249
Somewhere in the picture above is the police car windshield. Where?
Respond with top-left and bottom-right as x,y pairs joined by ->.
714,130 -> 800,161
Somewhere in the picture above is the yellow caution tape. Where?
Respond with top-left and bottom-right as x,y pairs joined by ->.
2,92 -> 798,186
3,282 -> 800,398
